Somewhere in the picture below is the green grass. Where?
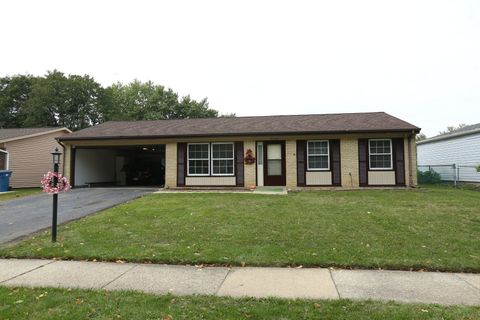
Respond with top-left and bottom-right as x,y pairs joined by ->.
1,186 -> 479,272
0,287 -> 478,320
0,188 -> 42,202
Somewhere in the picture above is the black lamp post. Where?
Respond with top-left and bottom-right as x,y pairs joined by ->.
51,148 -> 62,242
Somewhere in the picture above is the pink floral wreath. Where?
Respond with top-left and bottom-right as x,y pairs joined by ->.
41,171 -> 71,194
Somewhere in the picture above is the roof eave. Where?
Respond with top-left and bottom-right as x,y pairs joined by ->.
417,128 -> 480,145
0,127 -> 72,144
59,128 -> 420,142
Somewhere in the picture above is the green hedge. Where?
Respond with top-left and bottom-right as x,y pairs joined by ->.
417,169 -> 442,184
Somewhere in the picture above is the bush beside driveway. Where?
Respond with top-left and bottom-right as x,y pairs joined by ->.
0,186 -> 479,273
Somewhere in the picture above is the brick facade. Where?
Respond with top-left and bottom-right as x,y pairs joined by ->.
165,143 -> 177,188
244,140 -> 256,188
62,133 -> 418,189
340,137 -> 360,188
285,139 -> 297,188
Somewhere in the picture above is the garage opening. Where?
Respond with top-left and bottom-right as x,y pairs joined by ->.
73,145 -> 165,187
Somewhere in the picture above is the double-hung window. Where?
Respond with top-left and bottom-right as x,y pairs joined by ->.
211,143 -> 234,175
307,140 -> 329,170
187,143 -> 210,175
369,139 -> 392,170
187,142 -> 234,176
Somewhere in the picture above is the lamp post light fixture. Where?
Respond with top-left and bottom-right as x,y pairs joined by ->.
51,148 -> 62,242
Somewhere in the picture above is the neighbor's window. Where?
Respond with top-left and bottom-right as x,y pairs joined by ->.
188,143 -> 210,175
307,140 -> 329,170
369,139 -> 392,170
211,143 -> 234,175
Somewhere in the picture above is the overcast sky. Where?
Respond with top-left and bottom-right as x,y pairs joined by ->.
1,0 -> 479,136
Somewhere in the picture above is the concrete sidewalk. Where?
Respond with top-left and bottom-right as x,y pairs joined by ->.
0,259 -> 479,306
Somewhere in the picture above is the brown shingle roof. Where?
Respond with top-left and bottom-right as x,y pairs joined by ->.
0,127 -> 70,143
59,112 -> 420,141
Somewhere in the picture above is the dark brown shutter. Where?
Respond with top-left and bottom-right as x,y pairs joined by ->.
330,139 -> 341,186
296,140 -> 306,186
177,143 -> 186,187
235,141 -> 244,187
393,138 -> 405,186
358,139 -> 368,186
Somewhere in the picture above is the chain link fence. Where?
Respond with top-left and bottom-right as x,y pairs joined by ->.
418,164 -> 480,185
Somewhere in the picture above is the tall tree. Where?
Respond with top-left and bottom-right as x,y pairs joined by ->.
0,75 -> 35,128
59,74 -> 104,130
106,80 -> 218,121
23,70 -> 67,128
1,71 -> 222,130
22,71 -> 106,130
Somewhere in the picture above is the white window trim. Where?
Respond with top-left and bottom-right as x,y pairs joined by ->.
187,143 -> 210,176
307,140 -> 330,171
211,142 -> 235,176
368,138 -> 393,170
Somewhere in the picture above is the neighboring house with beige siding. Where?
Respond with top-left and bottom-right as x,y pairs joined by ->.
58,112 -> 420,189
0,128 -> 71,188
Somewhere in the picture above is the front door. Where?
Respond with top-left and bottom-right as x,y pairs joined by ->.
263,141 -> 286,186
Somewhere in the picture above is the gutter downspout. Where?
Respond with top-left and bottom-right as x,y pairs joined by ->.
0,149 -> 9,170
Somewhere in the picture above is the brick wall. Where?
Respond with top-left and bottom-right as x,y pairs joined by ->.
340,137 -> 359,188
409,135 -> 418,186
285,139 -> 297,188
244,140 -> 256,187
165,142 -> 177,188
62,132 -> 418,189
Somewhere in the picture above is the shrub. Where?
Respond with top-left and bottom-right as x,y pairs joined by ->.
417,169 -> 442,184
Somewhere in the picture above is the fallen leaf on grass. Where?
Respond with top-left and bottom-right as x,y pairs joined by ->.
35,292 -> 47,300
163,315 -> 173,320
14,300 -> 24,304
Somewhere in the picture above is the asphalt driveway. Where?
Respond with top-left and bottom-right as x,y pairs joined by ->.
0,188 -> 155,244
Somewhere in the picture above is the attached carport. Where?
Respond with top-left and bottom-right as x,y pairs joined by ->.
71,145 -> 165,188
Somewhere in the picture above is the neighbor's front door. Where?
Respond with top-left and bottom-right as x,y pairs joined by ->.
263,141 -> 286,186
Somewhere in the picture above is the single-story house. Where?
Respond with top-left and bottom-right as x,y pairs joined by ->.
57,112 -> 420,189
0,127 -> 72,188
417,123 -> 480,183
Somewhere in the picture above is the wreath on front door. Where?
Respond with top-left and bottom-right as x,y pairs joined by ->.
244,149 -> 256,165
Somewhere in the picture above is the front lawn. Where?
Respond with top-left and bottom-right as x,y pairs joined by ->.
0,188 -> 41,202
1,287 -> 478,319
1,186 -> 479,272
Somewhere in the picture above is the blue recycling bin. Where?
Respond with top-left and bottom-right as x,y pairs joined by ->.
0,170 -> 12,192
